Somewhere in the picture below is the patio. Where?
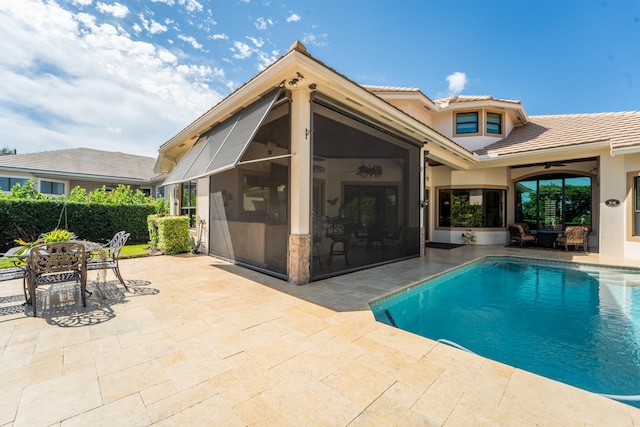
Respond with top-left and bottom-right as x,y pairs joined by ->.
0,246 -> 639,425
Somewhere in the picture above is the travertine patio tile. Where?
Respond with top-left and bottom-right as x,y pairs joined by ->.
63,335 -> 121,365
209,353 -> 279,407
165,319 -> 212,342
233,395 -> 294,427
270,337 -> 365,380
243,336 -> 305,370
153,394 -> 245,427
323,359 -> 396,406
99,360 -> 169,403
350,395 -> 437,426
0,341 -> 36,374
498,368 -> 635,426
0,251 -> 638,425
61,393 -> 151,427
146,381 -> 217,423
163,356 -> 230,391
260,371 -> 363,426
13,370 -> 102,426
363,325 -> 433,360
93,343 -> 155,377
140,380 -> 178,406
381,381 -> 423,409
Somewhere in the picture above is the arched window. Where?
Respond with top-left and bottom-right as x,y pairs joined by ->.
515,174 -> 591,230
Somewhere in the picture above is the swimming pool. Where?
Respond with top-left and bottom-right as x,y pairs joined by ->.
370,256 -> 640,406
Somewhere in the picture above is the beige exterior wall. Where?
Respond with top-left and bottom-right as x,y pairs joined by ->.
196,176 -> 209,254
623,154 -> 640,258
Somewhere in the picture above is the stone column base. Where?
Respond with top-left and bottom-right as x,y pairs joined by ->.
420,226 -> 426,256
288,234 -> 311,285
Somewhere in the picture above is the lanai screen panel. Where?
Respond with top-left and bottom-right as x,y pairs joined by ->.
162,136 -> 208,186
163,88 -> 282,185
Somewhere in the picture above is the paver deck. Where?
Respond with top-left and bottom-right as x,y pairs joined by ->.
0,245 -> 639,426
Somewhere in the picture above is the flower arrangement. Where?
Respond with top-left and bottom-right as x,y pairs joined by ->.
461,229 -> 477,243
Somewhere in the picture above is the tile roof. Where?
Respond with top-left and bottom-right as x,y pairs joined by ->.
362,85 -> 422,92
434,95 -> 522,105
476,111 -> 640,157
0,148 -> 162,181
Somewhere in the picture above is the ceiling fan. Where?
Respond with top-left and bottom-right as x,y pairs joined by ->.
544,161 -> 566,169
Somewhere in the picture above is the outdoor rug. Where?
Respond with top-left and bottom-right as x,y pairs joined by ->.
425,242 -> 465,250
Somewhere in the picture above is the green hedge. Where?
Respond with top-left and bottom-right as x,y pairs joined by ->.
147,214 -> 190,254
0,199 -> 156,250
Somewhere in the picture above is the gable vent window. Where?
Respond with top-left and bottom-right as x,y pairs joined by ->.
486,112 -> 503,135
455,112 -> 478,134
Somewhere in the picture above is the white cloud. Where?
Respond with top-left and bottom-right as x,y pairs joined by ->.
210,33 -> 228,40
255,17 -> 273,30
231,41 -> 252,59
286,13 -> 301,23
177,34 -> 203,50
179,0 -> 203,13
96,1 -> 129,19
247,36 -> 263,48
71,0 -> 93,6
0,0 -> 222,157
138,13 -> 168,35
446,71 -> 467,95
303,32 -> 328,47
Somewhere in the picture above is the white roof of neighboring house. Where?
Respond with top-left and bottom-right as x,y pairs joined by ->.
434,95 -> 523,106
476,111 -> 640,157
0,148 -> 163,183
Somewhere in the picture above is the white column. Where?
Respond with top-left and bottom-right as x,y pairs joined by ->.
289,88 -> 312,234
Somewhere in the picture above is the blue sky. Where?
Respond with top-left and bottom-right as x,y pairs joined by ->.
1,0 -> 639,157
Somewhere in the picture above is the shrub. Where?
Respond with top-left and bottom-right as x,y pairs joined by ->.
148,214 -> 190,255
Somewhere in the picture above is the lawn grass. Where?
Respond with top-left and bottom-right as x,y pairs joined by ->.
120,244 -> 153,258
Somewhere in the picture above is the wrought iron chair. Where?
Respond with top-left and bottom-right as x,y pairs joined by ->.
26,242 -> 87,317
326,217 -> 353,266
86,231 -> 130,291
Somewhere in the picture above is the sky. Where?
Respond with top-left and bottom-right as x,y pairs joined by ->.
1,0 -> 639,158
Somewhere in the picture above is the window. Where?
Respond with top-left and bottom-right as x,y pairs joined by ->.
455,112 -> 479,134
241,163 -> 288,223
634,176 -> 640,236
343,185 -> 399,229
515,174 -> 591,230
486,112 -> 502,135
156,186 -> 165,199
438,188 -> 506,228
40,180 -> 65,195
0,177 -> 28,192
181,181 -> 197,228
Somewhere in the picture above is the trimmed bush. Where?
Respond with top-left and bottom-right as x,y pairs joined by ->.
148,214 -> 190,255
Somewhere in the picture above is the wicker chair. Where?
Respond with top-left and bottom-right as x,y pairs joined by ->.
508,223 -> 537,246
27,242 -> 87,317
86,231 -> 130,291
554,226 -> 589,252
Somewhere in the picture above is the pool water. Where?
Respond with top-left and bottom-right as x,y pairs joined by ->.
370,257 -> 640,406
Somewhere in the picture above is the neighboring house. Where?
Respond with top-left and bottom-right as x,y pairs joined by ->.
155,41 -> 640,285
0,148 -> 165,198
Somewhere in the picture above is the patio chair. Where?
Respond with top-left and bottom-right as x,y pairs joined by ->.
86,231 -> 130,291
27,242 -> 87,317
327,217 -> 353,266
508,223 -> 537,246
554,225 -> 589,252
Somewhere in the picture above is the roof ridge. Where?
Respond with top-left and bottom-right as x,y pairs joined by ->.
530,111 -> 640,119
